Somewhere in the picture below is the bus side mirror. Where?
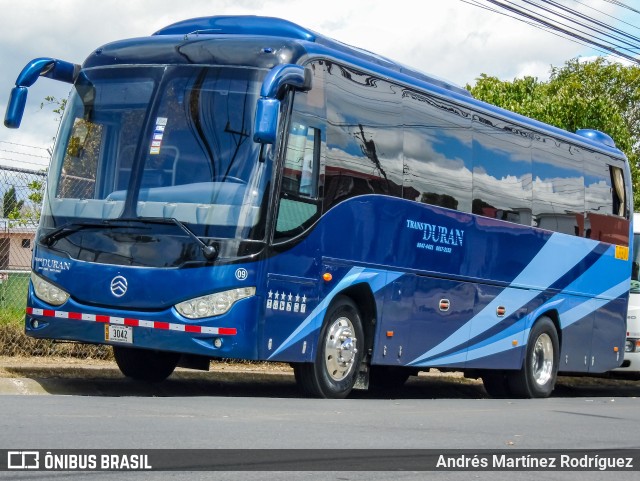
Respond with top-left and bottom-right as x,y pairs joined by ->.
4,57 -> 80,129
254,98 -> 280,144
4,87 -> 28,128
253,64 -> 311,144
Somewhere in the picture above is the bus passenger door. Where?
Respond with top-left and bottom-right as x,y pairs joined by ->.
261,108 -> 323,362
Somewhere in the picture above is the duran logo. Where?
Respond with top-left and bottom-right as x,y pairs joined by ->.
33,256 -> 71,273
110,276 -> 128,298
406,219 -> 465,254
406,219 -> 465,245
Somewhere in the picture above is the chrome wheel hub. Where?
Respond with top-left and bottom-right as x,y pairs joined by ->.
532,333 -> 553,386
324,316 -> 358,381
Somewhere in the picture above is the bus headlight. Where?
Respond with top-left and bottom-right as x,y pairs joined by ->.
175,287 -> 256,319
31,272 -> 70,306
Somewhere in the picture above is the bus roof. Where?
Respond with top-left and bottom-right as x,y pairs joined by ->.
83,15 -> 625,159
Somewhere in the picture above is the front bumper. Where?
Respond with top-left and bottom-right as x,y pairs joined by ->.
25,295 -> 260,360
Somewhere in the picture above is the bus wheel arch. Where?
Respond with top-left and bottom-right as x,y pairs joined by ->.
508,315 -> 560,398
294,293 -> 367,398
340,283 -> 377,354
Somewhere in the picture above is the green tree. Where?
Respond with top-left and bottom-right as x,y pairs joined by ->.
2,186 -> 24,218
6,179 -> 44,227
40,95 -> 67,124
467,58 -> 640,209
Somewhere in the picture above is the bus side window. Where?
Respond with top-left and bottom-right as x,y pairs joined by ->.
282,124 -> 319,198
274,124 -> 321,239
610,165 -> 626,217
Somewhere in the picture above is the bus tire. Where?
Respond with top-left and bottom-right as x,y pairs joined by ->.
481,371 -> 512,398
295,296 -> 364,399
113,346 -> 179,382
508,317 -> 559,398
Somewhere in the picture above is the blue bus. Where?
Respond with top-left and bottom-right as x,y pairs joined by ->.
4,16 -> 632,398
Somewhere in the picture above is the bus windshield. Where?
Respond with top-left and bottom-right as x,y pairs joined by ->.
43,65 -> 270,243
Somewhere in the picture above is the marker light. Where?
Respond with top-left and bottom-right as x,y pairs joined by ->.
31,272 -> 69,306
323,273 -> 333,282
175,287 -> 256,319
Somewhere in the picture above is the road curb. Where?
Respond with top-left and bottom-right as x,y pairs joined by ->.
0,377 -> 49,395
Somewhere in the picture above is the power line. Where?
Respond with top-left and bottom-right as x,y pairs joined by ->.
484,0 -> 640,62
459,0 -> 627,60
574,0 -> 640,33
468,0 -> 640,65
535,0 -> 640,52
602,0 -> 640,16
0,157 -> 49,169
0,149 -> 49,159
0,140 -> 49,152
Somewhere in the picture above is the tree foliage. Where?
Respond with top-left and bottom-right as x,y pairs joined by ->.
2,186 -> 23,218
467,57 -> 640,209
5,179 -> 44,227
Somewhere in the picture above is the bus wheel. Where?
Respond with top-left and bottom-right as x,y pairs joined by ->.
508,317 -> 559,398
295,296 -> 364,399
113,346 -> 179,382
480,371 -> 512,398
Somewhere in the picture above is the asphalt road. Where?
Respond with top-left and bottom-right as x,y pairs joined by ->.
0,362 -> 639,480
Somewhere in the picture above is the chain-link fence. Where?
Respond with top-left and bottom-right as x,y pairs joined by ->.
0,163 -> 44,320
0,148 -> 112,359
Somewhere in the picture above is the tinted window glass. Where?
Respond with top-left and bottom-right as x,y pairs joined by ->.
45,66 -> 270,241
323,61 -> 403,211
274,68 -> 325,241
584,158 -> 629,244
275,123 -> 321,238
472,116 -> 532,225
402,90 -> 472,212
532,142 -> 584,236
584,153 -> 613,224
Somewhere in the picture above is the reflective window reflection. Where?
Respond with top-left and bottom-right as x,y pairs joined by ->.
532,143 -> 584,236
323,61 -> 403,212
302,59 -> 628,242
402,90 -> 472,212
472,116 -> 532,226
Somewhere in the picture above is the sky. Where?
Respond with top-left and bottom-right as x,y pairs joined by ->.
0,0 -> 632,170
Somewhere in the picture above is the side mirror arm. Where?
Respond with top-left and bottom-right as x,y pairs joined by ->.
4,57 -> 80,129
253,64 -> 312,144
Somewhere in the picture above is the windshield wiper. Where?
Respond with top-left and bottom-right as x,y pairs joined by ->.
167,218 -> 218,260
40,218 -> 218,261
40,220 -> 115,247
121,217 -> 218,261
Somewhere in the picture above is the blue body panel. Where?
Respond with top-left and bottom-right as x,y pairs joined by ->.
22,16 -> 631,376
259,196 -> 629,373
28,195 -> 630,373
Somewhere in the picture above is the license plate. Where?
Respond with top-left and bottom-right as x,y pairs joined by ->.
105,324 -> 133,344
